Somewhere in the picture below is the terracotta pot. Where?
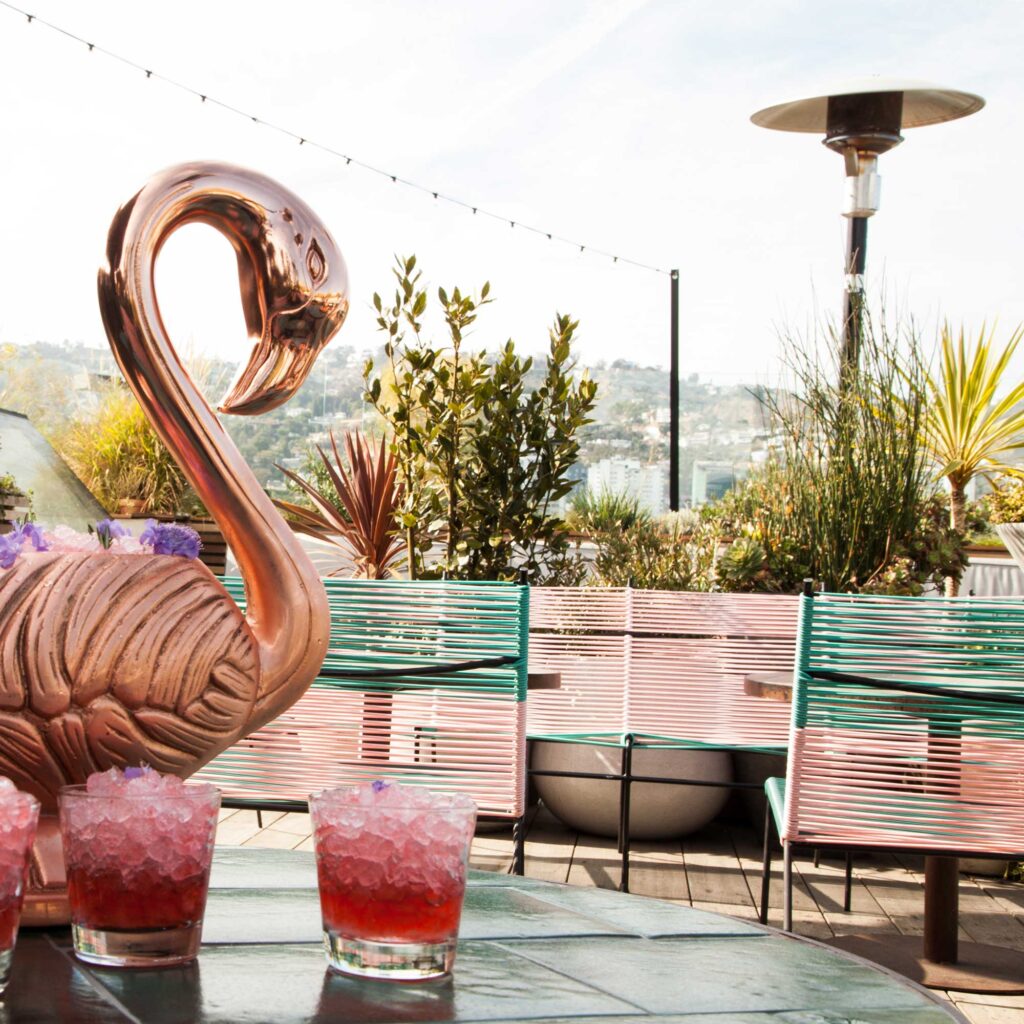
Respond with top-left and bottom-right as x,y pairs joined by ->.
115,498 -> 148,516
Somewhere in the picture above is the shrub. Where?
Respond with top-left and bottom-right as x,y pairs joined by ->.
364,255 -> 596,584
989,480 -> 1024,525
53,385 -> 202,516
737,313 -> 947,593
565,489 -> 651,535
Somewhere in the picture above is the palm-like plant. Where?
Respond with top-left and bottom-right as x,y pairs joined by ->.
923,323 -> 1024,594
274,431 -> 406,579
924,324 -> 1024,530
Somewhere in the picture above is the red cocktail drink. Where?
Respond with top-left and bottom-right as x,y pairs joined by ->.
311,782 -> 476,979
0,779 -> 40,994
60,769 -> 220,967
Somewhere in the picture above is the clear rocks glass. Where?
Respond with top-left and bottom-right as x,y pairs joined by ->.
0,781 -> 40,994
311,783 -> 477,980
59,773 -> 220,967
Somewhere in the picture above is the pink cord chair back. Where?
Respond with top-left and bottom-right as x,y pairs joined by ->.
783,592 -> 1024,855
528,587 -> 799,749
198,578 -> 529,819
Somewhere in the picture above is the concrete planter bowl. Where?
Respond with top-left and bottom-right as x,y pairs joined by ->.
531,740 -> 733,840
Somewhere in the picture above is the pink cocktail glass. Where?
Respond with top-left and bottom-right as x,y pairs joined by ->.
0,780 -> 40,993
59,770 -> 220,967
311,783 -> 477,980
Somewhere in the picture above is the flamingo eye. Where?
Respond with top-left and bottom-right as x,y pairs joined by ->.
307,241 -> 325,282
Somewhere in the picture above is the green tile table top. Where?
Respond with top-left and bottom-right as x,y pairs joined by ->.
6,848 -> 963,1023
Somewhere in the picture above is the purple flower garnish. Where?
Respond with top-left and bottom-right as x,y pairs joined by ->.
123,766 -> 149,780
0,522 -> 49,568
371,780 -> 390,793
15,522 -> 48,551
93,518 -> 131,550
0,535 -> 18,570
139,521 -> 202,559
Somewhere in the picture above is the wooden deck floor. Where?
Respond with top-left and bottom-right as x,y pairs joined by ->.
216,805 -> 1024,1024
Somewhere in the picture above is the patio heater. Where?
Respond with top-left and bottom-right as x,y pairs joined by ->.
751,78 -> 984,368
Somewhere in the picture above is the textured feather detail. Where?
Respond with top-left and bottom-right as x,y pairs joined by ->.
0,552 -> 260,808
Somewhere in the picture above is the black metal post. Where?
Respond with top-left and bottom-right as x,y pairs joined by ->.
618,734 -> 635,893
669,269 -> 680,511
841,216 -> 868,369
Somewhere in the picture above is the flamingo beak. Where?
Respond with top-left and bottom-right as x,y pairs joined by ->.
218,296 -> 348,416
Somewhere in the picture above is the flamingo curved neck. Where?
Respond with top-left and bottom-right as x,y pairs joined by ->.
97,171 -> 329,727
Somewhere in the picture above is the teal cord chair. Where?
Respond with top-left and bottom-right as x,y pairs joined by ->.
760,588 -> 1024,942
196,578 -> 530,870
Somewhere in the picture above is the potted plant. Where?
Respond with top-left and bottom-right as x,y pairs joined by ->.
52,385 -> 227,573
920,323 -> 1024,593
274,430 -> 405,578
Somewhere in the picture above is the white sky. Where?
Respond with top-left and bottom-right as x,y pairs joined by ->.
0,0 -> 1021,385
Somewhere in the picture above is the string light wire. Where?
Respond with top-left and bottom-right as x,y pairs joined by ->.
2,0 -> 668,275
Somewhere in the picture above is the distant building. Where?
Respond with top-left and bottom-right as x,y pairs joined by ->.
588,458 -> 667,516
691,460 -> 739,505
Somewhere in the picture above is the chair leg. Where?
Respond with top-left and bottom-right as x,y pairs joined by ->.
843,850 -> 853,912
783,842 -> 794,933
618,736 -> 634,894
256,808 -> 263,829
813,848 -> 820,868
511,816 -> 526,877
759,801 -> 773,925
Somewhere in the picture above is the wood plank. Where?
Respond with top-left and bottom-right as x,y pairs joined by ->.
945,1002 -> 1024,1024
567,832 -> 621,891
524,806 -> 576,885
216,809 -> 286,846
470,834 -> 513,873
624,839 -> 689,901
268,812 -> 312,836
946,990 -> 1024,1011
241,828 -> 307,850
728,823 -> 823,921
682,823 -> 752,907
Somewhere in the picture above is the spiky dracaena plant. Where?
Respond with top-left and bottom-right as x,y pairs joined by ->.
274,431 -> 406,579
923,323 -> 1024,538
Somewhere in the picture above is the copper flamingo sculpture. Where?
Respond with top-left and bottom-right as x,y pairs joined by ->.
0,163 -> 348,922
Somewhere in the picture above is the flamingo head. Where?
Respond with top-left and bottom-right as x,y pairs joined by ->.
218,187 -> 350,416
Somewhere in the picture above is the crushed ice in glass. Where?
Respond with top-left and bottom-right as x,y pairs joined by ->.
63,768 -> 218,886
313,782 -> 476,901
0,777 -> 39,908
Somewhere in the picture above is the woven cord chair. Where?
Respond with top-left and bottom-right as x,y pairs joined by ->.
527,585 -> 799,890
759,588 -> 1024,988
197,578 -> 530,872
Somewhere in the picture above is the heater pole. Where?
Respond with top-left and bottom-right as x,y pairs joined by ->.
669,268 -> 680,511
841,215 -> 869,369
